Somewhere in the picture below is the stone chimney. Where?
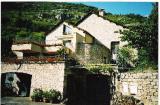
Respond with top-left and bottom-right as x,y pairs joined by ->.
99,9 -> 105,16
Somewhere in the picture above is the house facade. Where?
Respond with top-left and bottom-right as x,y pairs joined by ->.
2,10 -> 126,97
11,10 -> 126,64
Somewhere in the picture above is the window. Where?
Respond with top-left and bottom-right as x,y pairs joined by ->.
111,41 -> 119,62
63,25 -> 72,35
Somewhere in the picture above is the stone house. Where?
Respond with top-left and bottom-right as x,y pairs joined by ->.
1,9 -> 158,105
12,10 -> 126,64
2,9 -> 126,99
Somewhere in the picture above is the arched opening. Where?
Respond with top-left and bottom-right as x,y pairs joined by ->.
1,72 -> 32,97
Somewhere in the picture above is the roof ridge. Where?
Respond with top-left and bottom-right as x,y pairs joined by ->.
75,10 -> 125,28
45,10 -> 125,36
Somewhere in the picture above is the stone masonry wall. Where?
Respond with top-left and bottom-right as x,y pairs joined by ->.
117,72 -> 158,105
1,62 -> 65,96
76,43 -> 110,64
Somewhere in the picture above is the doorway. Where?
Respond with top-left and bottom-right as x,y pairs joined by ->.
1,72 -> 32,97
86,74 -> 111,105
66,74 -> 111,105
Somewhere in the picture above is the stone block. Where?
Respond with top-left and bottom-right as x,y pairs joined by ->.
151,97 -> 158,102
151,82 -> 156,85
138,86 -> 142,90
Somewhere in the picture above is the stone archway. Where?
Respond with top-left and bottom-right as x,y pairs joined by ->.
1,72 -> 32,97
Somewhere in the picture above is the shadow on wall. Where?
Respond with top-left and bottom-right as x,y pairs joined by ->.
1,72 -> 32,97
64,68 -> 112,105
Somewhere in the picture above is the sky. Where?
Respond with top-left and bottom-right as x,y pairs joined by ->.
74,2 -> 154,16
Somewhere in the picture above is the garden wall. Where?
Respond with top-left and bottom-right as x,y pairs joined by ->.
1,62 -> 65,96
116,72 -> 158,105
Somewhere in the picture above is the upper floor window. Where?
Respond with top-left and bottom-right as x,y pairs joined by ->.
63,25 -> 72,35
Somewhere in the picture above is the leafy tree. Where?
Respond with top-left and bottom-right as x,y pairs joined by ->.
120,3 -> 158,69
31,32 -> 45,41
117,47 -> 138,69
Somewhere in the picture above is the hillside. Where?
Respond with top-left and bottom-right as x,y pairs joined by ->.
1,2 -> 147,57
104,13 -> 147,27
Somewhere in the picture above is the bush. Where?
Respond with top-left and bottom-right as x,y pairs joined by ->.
117,47 -> 138,69
43,91 -> 51,103
31,88 -> 62,103
49,89 -> 62,103
31,88 -> 43,102
16,29 -> 30,39
31,32 -> 45,41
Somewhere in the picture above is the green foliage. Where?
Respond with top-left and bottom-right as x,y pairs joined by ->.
16,31 -> 45,42
43,91 -> 52,99
120,3 -> 158,70
31,88 -> 43,102
135,48 -> 158,71
16,29 -> 30,38
31,88 -> 62,103
49,89 -> 62,103
104,13 -> 147,26
84,64 -> 115,73
31,32 -> 45,41
117,47 -> 138,68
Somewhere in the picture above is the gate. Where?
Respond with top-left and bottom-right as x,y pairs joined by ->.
86,74 -> 111,105
66,74 -> 111,105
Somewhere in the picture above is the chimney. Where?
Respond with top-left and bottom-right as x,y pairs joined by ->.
99,9 -> 105,16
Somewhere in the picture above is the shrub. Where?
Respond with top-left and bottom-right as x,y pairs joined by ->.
43,91 -> 51,103
16,29 -> 30,39
117,47 -> 138,69
84,64 -> 114,74
49,89 -> 62,103
31,32 -> 45,41
31,88 -> 43,102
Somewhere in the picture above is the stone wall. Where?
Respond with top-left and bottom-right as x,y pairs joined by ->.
116,72 -> 158,105
1,62 -> 65,95
76,43 -> 110,64
111,91 -> 144,105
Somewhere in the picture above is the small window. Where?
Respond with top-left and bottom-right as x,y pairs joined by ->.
63,25 -> 72,35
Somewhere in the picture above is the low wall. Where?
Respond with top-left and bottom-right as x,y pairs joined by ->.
117,72 -> 158,105
1,62 -> 65,95
111,91 -> 144,105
